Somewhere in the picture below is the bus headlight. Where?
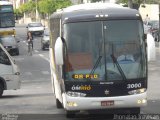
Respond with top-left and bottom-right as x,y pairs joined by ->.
66,91 -> 86,97
128,88 -> 146,95
137,99 -> 147,104
67,102 -> 78,107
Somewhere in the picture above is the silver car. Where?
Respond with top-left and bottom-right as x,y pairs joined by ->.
27,22 -> 45,36
41,29 -> 50,50
0,35 -> 19,55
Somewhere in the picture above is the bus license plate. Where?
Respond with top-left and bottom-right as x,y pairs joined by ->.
101,101 -> 114,106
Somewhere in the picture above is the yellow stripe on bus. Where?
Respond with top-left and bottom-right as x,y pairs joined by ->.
0,30 -> 16,36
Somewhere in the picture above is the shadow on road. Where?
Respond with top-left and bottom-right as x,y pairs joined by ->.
1,93 -> 53,99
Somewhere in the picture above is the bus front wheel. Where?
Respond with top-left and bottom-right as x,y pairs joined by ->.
56,98 -> 63,108
65,110 -> 76,118
0,84 -> 4,97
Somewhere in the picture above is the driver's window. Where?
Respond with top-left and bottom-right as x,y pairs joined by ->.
0,48 -> 11,65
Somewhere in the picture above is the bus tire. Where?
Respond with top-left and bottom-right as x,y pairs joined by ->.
16,49 -> 19,55
0,84 -> 4,97
65,111 -> 76,118
56,98 -> 63,108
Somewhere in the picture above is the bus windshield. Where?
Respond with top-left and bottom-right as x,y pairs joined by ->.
63,20 -> 147,81
0,13 -> 15,28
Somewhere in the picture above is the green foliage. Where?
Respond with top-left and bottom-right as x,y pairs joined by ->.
116,0 -> 160,4
90,0 -> 102,2
55,0 -> 72,10
19,1 -> 36,13
14,9 -> 21,15
14,9 -> 23,20
16,0 -> 72,19
38,0 -> 56,14
145,0 -> 160,4
38,0 -> 72,15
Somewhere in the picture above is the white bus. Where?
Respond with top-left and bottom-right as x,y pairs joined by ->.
0,1 -> 16,36
49,3 -> 148,117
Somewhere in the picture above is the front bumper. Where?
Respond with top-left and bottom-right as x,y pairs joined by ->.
42,41 -> 49,47
30,31 -> 44,35
63,92 -> 147,111
4,46 -> 18,52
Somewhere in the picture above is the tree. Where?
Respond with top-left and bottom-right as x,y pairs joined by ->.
17,0 -> 72,20
19,1 -> 36,13
38,0 -> 72,15
14,9 -> 23,20
117,0 -> 160,6
38,0 -> 56,15
117,0 -> 160,9
55,0 -> 72,10
90,0 -> 102,2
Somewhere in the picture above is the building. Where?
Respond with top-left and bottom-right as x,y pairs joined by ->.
139,4 -> 159,21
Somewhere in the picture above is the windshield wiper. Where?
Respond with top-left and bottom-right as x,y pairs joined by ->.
88,39 -> 103,79
110,54 -> 127,81
89,56 -> 102,76
110,43 -> 127,80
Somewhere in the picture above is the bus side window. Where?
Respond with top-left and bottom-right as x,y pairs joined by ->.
0,48 -> 11,65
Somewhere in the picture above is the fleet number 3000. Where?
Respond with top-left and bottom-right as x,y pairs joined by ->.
127,83 -> 142,89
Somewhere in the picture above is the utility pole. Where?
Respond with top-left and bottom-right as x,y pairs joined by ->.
23,0 -> 26,23
158,2 -> 160,43
35,0 -> 39,22
128,0 -> 133,8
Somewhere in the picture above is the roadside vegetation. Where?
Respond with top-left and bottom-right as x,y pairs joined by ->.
14,0 -> 72,20
14,0 -> 160,20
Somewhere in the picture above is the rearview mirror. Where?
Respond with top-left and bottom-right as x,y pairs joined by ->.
54,37 -> 64,65
147,33 -> 156,61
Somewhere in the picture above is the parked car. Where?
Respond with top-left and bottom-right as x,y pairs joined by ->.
0,43 -> 21,97
0,35 -> 19,55
26,22 -> 45,36
41,28 -> 50,50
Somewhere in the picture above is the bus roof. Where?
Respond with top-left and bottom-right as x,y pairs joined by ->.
62,3 -> 123,12
0,1 -> 12,5
50,3 -> 140,22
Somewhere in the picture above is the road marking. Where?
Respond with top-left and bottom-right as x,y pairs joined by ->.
34,50 -> 39,53
24,72 -> 32,75
14,57 -> 24,61
21,79 -> 50,83
39,54 -> 49,62
39,54 -> 44,57
41,71 -> 50,75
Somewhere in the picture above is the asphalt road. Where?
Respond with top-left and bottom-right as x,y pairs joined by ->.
0,24 -> 160,120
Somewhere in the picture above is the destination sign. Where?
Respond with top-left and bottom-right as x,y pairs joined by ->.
0,5 -> 13,12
